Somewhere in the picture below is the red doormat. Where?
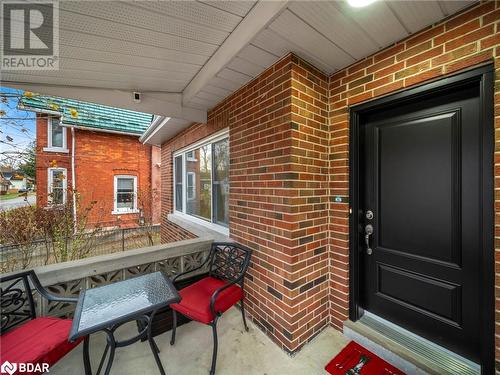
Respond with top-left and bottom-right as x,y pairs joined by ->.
325,341 -> 406,375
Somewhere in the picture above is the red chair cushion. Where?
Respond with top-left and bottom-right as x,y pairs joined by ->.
171,276 -> 243,324
0,317 -> 82,375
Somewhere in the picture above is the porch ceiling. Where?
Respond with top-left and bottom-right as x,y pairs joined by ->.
3,0 -> 475,139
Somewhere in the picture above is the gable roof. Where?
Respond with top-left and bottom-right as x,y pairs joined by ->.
19,94 -> 153,136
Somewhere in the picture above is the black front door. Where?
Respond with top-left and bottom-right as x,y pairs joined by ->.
359,80 -> 486,362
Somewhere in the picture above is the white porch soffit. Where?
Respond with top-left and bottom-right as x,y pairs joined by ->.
2,0 -> 475,145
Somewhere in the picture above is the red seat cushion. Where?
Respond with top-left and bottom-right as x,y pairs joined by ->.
171,276 -> 243,324
0,317 -> 82,375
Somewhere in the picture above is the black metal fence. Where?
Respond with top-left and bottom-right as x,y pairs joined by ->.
0,225 -> 160,273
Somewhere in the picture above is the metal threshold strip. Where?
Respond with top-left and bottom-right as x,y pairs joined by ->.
352,312 -> 480,375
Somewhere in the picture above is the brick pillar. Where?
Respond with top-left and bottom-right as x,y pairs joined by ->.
230,54 -> 330,353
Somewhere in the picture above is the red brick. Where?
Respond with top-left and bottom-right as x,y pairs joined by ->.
444,2 -> 494,30
481,34 -> 500,50
435,19 -> 481,45
432,43 -> 478,66
404,67 -> 444,87
373,80 -> 404,97
405,25 -> 445,49
396,41 -> 432,62
445,50 -> 494,74
482,7 -> 500,25
445,25 -> 494,51
406,46 -> 443,67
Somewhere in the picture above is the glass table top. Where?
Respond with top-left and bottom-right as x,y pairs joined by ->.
69,272 -> 179,341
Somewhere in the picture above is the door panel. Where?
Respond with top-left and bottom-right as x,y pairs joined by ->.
360,83 -> 481,362
377,264 -> 461,325
377,112 -> 459,264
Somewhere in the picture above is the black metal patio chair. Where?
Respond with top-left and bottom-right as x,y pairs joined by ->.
169,242 -> 252,375
0,270 -> 83,371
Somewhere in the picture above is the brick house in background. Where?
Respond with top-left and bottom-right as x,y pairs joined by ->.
141,2 -> 500,371
19,95 -> 161,228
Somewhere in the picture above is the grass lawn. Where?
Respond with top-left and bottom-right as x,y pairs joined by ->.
0,192 -> 34,201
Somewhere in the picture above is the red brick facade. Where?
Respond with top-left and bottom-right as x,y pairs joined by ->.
161,56 -> 331,352
161,219 -> 197,244
160,0 -> 500,364
36,115 -> 160,228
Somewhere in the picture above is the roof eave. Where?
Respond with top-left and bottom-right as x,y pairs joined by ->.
18,103 -> 61,116
140,115 -> 170,144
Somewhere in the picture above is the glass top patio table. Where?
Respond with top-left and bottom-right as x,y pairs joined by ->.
69,271 -> 180,341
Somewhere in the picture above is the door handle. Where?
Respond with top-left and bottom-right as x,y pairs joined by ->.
365,224 -> 373,255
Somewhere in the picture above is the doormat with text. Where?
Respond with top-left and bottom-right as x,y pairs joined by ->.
325,341 -> 406,375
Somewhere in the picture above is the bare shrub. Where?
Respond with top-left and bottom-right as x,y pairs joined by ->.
0,206 -> 40,271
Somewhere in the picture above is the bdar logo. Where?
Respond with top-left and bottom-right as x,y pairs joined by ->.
1,361 -> 17,375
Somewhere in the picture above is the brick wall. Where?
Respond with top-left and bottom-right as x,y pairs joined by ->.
36,115 -> 156,228
161,219 -> 197,244
326,1 -> 500,360
161,56 -> 330,352
160,0 -> 500,362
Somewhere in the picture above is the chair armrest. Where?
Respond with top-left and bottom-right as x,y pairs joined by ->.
209,275 -> 244,318
30,272 -> 79,304
42,293 -> 79,304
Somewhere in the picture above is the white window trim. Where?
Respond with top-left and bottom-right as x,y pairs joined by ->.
44,117 -> 68,153
112,175 -> 139,215
173,128 -> 228,158
174,154 -> 184,213
170,212 -> 229,236
173,128 -> 229,232
47,167 -> 67,206
186,150 -> 197,162
187,172 -> 196,200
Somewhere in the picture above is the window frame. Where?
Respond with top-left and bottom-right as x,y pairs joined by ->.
186,171 -> 196,200
186,150 -> 197,162
172,128 -> 229,235
113,175 -> 138,214
47,167 -> 67,206
44,117 -> 68,153
174,155 -> 184,213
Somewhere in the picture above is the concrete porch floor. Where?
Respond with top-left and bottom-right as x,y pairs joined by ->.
51,308 -> 348,375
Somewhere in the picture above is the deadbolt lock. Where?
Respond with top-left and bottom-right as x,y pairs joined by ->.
365,210 -> 374,220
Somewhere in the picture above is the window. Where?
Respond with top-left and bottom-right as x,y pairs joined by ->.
173,131 -> 229,229
186,144 -> 212,221
46,117 -> 67,151
47,168 -> 67,205
213,138 -> 229,226
186,150 -> 197,162
113,175 -> 138,214
174,156 -> 183,212
187,172 -> 196,200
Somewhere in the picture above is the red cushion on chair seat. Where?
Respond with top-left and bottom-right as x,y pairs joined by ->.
171,276 -> 243,324
0,317 -> 82,375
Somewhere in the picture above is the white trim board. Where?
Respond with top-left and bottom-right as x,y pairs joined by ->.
112,174 -> 139,214
47,167 -> 67,205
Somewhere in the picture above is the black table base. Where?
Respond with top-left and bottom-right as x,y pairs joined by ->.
83,310 -> 165,375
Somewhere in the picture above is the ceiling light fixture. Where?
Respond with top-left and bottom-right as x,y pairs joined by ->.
347,0 -> 377,8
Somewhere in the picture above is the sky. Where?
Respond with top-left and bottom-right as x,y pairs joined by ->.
0,86 -> 36,167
